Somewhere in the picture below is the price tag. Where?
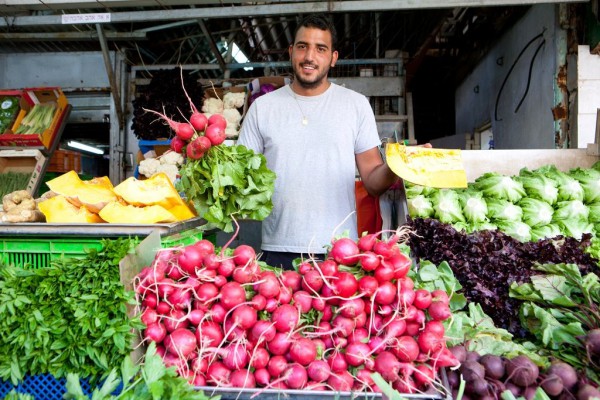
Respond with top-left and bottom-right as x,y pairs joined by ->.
61,13 -> 111,24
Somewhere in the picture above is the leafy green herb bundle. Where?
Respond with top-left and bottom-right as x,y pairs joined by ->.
0,238 -> 143,385
63,343 -> 217,400
178,144 -> 276,232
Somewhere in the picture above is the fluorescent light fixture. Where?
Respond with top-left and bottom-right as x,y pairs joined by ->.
222,41 -> 253,71
67,140 -> 104,155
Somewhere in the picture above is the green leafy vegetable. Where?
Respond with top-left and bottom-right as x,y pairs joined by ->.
486,198 -> 523,222
458,189 -> 488,224
536,165 -> 585,202
0,239 -> 142,385
407,194 -> 434,218
64,342 -> 218,400
473,172 -> 526,202
0,96 -> 20,133
569,167 -> 600,204
431,189 -> 464,224
518,198 -> 554,227
530,224 -> 562,241
178,144 -> 276,232
517,169 -> 559,205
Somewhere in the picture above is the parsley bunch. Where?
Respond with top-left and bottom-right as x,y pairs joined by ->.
0,238 -> 143,385
178,144 -> 276,232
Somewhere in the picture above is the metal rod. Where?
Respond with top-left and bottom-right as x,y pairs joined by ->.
96,23 -> 124,130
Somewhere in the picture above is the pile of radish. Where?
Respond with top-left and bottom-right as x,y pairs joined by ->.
143,71 -> 227,159
133,232 -> 459,395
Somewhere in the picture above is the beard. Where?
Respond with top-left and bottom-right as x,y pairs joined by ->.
292,62 -> 331,90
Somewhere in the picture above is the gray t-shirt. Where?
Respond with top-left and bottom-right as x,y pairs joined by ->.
238,83 -> 381,254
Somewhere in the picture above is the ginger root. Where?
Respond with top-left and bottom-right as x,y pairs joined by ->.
0,190 -> 46,223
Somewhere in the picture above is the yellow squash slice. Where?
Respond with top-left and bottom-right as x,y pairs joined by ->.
45,170 -> 118,213
38,195 -> 104,223
98,201 -> 177,224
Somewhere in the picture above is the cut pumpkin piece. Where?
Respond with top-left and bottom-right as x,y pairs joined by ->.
99,201 -> 177,224
167,204 -> 196,221
45,170 -> 118,213
38,195 -> 104,223
113,172 -> 195,214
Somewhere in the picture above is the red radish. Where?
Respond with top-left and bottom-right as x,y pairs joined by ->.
431,289 -> 450,304
389,253 -> 412,278
278,285 -> 293,304
191,356 -> 208,373
307,360 -> 331,383
301,269 -> 323,293
339,298 -> 365,319
358,233 -> 378,252
175,123 -> 195,141
156,301 -> 171,315
327,370 -> 354,392
222,343 -> 249,369
267,355 -> 289,377
398,286 -> 416,307
385,318 -> 407,338
327,352 -> 348,373
233,244 -> 256,266
423,320 -> 445,336
208,113 -> 227,129
405,321 -> 421,336
254,368 -> 270,386
145,322 -> 167,343
220,281 -> 246,310
330,238 -> 360,265
358,275 -> 379,297
311,296 -> 326,311
349,327 -> 369,344
413,289 -> 433,309
196,320 -> 223,347
141,292 -> 158,309
143,107 -> 191,138
232,265 -> 257,284
231,304 -> 257,330
430,347 -> 460,367
193,239 -> 215,256
281,270 -> 302,292
345,342 -> 371,367
217,258 -> 236,277
374,281 -> 396,305
205,124 -> 226,146
207,302 -> 226,324
186,142 -> 204,159
318,260 -> 339,277
207,361 -> 231,385
256,271 -> 280,299
298,262 -> 312,275
250,319 -> 276,343
373,240 -> 395,258
292,291 -> 313,313
195,282 -> 219,304
374,262 -> 395,283
393,336 -> 420,362
230,369 -> 256,388
417,330 -> 445,354
167,287 -> 192,310
249,347 -> 270,370
332,315 -> 355,337
284,363 -> 308,389
359,251 -> 380,272
374,351 -> 402,382
250,293 -> 267,311
428,301 -> 452,321
333,271 -> 358,298
170,136 -> 186,153
267,332 -> 292,356
164,309 -> 189,332
190,112 -> 208,132
164,328 -> 197,358
141,308 -> 158,326
289,337 -> 317,366
202,253 -> 220,270
188,309 -> 204,326
272,304 -> 299,333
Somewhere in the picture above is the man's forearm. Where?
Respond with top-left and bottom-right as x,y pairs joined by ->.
363,163 -> 401,197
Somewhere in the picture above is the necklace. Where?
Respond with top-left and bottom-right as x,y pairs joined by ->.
291,91 -> 309,126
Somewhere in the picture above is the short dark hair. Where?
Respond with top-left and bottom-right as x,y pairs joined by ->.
294,14 -> 338,51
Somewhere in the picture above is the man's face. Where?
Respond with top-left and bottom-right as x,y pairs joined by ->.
289,26 -> 338,90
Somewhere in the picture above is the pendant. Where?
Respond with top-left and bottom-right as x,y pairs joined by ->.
302,116 -> 308,126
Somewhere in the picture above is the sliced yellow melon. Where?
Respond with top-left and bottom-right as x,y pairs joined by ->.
98,201 -> 177,224
46,170 -> 118,213
38,195 -> 104,223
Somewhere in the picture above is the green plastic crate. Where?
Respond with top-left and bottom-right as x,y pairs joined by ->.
0,228 -> 212,269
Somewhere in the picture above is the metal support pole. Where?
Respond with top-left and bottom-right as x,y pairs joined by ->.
96,24 -> 124,131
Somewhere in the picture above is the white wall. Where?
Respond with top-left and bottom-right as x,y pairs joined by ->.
455,4 -> 559,149
577,46 -> 600,148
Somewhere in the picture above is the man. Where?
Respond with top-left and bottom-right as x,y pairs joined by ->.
238,13 -> 400,270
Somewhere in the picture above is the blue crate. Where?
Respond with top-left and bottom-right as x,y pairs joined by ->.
0,374 -> 93,400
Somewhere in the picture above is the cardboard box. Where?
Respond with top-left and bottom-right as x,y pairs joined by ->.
0,148 -> 48,195
0,87 -> 69,151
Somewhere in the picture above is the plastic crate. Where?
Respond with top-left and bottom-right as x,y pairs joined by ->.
0,229 -> 208,269
0,374 -> 93,400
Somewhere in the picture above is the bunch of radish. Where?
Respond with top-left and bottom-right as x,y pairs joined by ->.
133,231 -> 459,395
143,69 -> 227,160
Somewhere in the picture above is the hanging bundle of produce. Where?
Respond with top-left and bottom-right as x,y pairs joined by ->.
132,229 -> 460,396
131,68 -> 204,140
143,68 -> 275,232
404,161 -> 600,242
14,102 -> 57,134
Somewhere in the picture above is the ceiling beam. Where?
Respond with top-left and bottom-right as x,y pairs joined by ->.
0,0 -> 586,28
0,31 -> 146,41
